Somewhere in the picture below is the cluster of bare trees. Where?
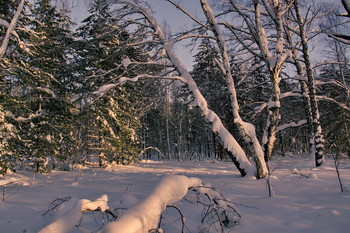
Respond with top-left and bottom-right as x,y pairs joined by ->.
91,0 -> 347,178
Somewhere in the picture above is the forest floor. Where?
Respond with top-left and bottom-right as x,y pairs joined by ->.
0,156 -> 350,233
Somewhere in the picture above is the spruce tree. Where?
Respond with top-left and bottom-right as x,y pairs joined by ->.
0,0 -> 33,173
191,38 -> 231,159
191,38 -> 230,125
0,104 -> 17,174
74,0 -> 144,165
1,0 -> 77,172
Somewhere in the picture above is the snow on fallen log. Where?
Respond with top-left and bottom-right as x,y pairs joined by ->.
99,175 -> 203,233
38,194 -> 108,233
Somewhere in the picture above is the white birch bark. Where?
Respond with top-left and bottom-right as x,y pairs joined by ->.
253,0 -> 290,162
200,0 -> 267,178
227,0 -> 289,162
0,0 -> 25,59
293,0 -> 325,166
285,20 -> 315,164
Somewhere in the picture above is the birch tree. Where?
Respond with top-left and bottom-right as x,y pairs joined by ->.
318,2 -> 350,157
225,0 -> 292,163
284,0 -> 327,166
198,0 -> 267,177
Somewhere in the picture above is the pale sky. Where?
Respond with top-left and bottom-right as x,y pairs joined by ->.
148,0 -> 203,70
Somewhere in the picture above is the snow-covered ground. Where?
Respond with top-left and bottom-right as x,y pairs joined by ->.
0,157 -> 350,233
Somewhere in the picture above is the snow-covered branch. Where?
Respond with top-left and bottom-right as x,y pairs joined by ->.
5,110 -> 42,122
316,79 -> 350,90
99,175 -> 203,233
280,91 -> 303,99
200,0 -> 266,177
92,74 -> 186,97
277,119 -> 307,132
0,0 -> 25,59
39,195 -> 109,233
253,87 -> 304,117
38,175 -> 240,233
312,60 -> 350,70
317,96 -> 350,111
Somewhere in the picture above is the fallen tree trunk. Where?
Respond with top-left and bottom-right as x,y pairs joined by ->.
99,175 -> 203,233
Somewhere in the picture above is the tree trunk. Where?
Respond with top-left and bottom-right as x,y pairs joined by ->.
263,72 -> 281,162
165,85 -> 172,160
286,29 -> 314,162
200,0 -> 268,178
294,0 -> 325,166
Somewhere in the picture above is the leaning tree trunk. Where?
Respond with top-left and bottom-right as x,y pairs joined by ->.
200,0 -> 268,178
294,0 -> 325,166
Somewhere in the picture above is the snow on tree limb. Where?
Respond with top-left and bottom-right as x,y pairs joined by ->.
0,0 -> 25,59
38,176 -> 240,233
99,175 -> 203,233
280,91 -> 303,99
316,79 -> 349,92
39,195 -> 109,233
5,110 -> 42,122
93,84 -> 118,96
92,74 -> 185,97
277,119 -> 307,132
317,96 -> 350,111
253,90 -> 304,115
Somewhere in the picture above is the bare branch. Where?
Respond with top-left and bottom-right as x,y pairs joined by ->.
317,96 -> 350,111
165,0 -> 209,29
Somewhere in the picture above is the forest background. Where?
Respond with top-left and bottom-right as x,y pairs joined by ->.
0,0 -> 349,178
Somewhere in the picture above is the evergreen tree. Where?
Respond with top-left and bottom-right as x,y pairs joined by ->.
0,0 -> 35,172
1,0 -> 77,172
191,38 -> 232,159
318,64 -> 350,156
74,0 -> 144,165
0,104 -> 17,174
191,38 -> 231,127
